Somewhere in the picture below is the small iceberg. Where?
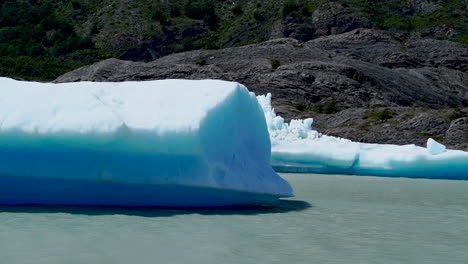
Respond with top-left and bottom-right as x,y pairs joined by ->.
0,78 -> 293,207
257,93 -> 468,179
426,138 -> 446,155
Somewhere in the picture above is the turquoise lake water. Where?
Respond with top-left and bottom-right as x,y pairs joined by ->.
1,173 -> 468,264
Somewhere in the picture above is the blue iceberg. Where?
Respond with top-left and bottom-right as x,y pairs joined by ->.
0,78 -> 293,207
257,93 -> 468,179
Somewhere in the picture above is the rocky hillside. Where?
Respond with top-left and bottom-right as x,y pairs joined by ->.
56,29 -> 468,150
1,0 -> 467,80
2,0 -> 467,149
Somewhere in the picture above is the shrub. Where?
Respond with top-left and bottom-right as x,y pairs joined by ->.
253,11 -> 265,21
195,31 -> 220,49
352,71 -> 363,83
152,8 -> 170,25
204,13 -> 220,30
365,109 -> 396,121
270,59 -> 281,70
295,102 -> 305,111
29,45 -> 45,57
0,1 -> 52,27
232,4 -> 243,16
185,2 -> 215,20
360,120 -> 373,131
375,109 -> 395,121
196,59 -> 207,66
152,8 -> 164,20
0,56 -> 83,81
323,100 -> 337,114
169,6 -> 181,17
283,0 -> 300,18
381,63 -> 394,69
313,105 -> 324,113
182,38 -> 194,51
0,0 -> 103,81
301,7 -> 311,17
90,23 -> 99,35
71,1 -> 81,10
39,16 -> 53,31
455,34 -> 468,45
449,108 -> 468,121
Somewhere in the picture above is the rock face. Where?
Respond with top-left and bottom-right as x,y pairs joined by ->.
445,118 -> 468,150
311,2 -> 371,38
56,29 -> 468,150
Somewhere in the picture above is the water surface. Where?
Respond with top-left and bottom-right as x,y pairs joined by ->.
1,174 -> 467,263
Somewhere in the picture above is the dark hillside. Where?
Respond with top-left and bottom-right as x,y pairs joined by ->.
0,0 -> 466,80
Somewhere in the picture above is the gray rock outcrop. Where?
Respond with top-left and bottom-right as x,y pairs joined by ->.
56,29 -> 468,150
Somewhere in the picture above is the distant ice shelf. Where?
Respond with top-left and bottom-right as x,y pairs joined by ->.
258,93 -> 468,180
0,77 -> 293,207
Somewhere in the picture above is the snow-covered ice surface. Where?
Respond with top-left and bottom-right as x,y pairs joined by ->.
257,93 -> 468,179
0,77 -> 293,207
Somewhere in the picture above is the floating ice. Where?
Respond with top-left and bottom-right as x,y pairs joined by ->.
257,93 -> 468,179
0,77 -> 293,207
426,138 -> 447,155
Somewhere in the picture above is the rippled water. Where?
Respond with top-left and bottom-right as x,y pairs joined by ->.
1,174 -> 468,264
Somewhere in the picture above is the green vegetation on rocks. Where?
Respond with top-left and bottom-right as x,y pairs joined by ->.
0,0 -> 107,80
0,0 -> 466,81
295,102 -> 305,111
323,100 -> 338,114
270,59 -> 281,70
449,108 -> 468,121
365,109 -> 397,121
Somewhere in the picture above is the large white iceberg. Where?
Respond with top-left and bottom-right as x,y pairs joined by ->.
258,93 -> 468,179
0,77 -> 293,207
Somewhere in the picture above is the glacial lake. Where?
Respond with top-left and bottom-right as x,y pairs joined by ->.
1,173 -> 468,264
